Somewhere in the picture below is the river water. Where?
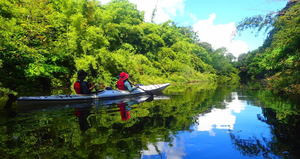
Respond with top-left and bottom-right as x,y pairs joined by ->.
0,84 -> 299,159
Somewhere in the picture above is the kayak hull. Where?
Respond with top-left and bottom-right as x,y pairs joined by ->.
17,83 -> 170,106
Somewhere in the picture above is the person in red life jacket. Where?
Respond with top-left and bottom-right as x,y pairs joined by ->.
117,72 -> 139,91
74,70 -> 96,94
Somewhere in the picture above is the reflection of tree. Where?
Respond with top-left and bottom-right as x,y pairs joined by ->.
230,107 -> 300,159
0,84 -> 238,158
229,130 -> 275,158
260,108 -> 300,159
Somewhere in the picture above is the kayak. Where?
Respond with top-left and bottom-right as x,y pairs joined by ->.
16,83 -> 170,106
15,94 -> 170,111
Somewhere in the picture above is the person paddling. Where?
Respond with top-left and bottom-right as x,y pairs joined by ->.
117,72 -> 139,91
74,70 -> 96,94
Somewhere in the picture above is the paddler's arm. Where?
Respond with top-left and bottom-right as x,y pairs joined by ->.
124,81 -> 139,92
89,82 -> 96,90
81,82 -> 95,94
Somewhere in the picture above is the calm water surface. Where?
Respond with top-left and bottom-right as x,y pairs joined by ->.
0,84 -> 299,159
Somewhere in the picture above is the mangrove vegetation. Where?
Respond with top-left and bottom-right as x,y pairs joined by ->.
0,0 -> 239,95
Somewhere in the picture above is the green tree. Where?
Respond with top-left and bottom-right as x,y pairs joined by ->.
0,0 -> 240,95
235,0 -> 300,93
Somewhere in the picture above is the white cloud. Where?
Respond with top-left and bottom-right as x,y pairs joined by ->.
160,0 -> 186,17
132,0 -> 186,23
128,0 -> 160,22
229,40 -> 248,57
101,0 -> 186,23
99,0 -> 111,5
193,13 -> 248,57
190,13 -> 198,22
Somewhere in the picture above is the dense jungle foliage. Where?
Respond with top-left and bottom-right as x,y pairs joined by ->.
0,0 -> 239,95
234,0 -> 300,94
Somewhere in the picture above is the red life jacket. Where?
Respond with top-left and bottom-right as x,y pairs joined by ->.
117,80 -> 132,90
74,81 -> 92,94
74,81 -> 82,94
117,80 -> 125,90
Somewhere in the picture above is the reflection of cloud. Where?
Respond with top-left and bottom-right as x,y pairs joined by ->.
143,142 -> 164,155
196,92 -> 245,136
197,108 -> 236,136
165,139 -> 186,159
142,139 -> 186,159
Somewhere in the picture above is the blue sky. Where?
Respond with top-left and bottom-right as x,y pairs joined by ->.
101,0 -> 289,57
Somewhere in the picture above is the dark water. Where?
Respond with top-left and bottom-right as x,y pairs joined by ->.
0,84 -> 300,159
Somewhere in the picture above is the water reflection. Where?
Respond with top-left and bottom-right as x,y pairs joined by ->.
143,141 -> 186,159
1,85 -> 300,159
117,101 -> 134,121
73,96 -> 155,132
3,94 -> 18,117
75,106 -> 92,132
196,92 -> 245,136
142,87 -> 300,159
230,107 -> 300,159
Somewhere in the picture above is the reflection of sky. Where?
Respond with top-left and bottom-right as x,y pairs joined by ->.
196,92 -> 245,136
142,139 -> 186,159
141,92 -> 270,159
